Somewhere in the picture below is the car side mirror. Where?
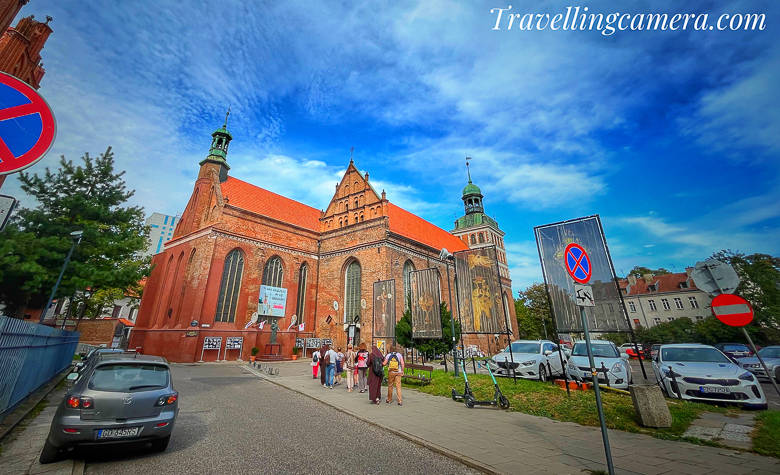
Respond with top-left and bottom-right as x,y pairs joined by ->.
66,373 -> 79,381
544,350 -> 552,356
563,349 -> 571,357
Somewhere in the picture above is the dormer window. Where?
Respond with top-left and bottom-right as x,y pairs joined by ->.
679,281 -> 688,289
647,284 -> 657,292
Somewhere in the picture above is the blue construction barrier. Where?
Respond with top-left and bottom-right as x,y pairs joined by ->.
0,316 -> 80,421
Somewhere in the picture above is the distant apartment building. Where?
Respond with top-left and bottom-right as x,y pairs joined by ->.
618,270 -> 713,328
145,212 -> 180,256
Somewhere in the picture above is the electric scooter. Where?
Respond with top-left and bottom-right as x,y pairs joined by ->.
463,361 -> 511,409
451,360 -> 474,402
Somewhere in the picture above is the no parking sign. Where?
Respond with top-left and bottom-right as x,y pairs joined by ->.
0,72 -> 56,175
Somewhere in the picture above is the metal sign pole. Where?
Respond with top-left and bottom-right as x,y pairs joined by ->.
453,272 -> 466,377
597,216 -> 647,379
741,327 -> 780,399
703,265 -> 780,400
580,306 -> 616,475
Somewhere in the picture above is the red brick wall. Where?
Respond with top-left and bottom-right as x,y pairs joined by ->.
76,319 -> 119,346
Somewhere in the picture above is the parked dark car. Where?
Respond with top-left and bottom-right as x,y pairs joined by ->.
712,343 -> 753,361
40,354 -> 178,464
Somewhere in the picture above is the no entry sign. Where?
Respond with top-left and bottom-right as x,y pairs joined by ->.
0,72 -> 56,175
711,293 -> 753,327
564,243 -> 591,284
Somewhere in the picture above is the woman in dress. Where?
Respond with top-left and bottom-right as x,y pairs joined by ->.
311,348 -> 320,379
356,343 -> 369,393
319,343 -> 329,387
344,344 -> 357,391
367,345 -> 384,404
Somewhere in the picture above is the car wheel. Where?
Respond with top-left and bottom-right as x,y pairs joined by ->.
538,365 -> 547,383
150,435 -> 171,453
39,440 -> 60,464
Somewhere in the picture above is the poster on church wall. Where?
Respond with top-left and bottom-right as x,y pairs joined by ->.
409,268 -> 443,339
373,280 -> 395,338
258,285 -> 287,317
454,246 -> 507,334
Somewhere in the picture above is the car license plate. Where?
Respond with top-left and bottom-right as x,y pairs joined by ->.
700,386 -> 730,394
98,427 -> 140,439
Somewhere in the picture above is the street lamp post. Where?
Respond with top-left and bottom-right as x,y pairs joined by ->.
40,230 -> 83,325
440,248 -> 458,376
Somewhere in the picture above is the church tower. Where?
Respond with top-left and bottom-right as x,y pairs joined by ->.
451,159 -> 511,280
0,7 -> 53,90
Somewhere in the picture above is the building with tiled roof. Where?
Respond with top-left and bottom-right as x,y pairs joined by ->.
130,119 -> 516,362
618,271 -> 713,328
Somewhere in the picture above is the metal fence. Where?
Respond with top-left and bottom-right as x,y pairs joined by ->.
0,316 -> 80,421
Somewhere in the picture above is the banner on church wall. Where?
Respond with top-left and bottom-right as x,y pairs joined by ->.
409,268 -> 443,339
373,280 -> 395,339
259,285 -> 287,317
454,246 -> 507,334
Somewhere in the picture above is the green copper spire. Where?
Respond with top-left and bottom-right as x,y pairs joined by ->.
207,108 -> 233,160
460,157 -> 483,214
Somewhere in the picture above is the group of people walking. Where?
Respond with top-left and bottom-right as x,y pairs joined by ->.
310,342 -> 405,405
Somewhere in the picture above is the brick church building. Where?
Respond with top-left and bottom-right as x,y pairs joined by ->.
129,120 -> 517,362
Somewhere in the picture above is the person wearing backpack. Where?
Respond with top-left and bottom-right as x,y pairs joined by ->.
367,345 -> 384,404
324,345 -> 338,389
384,345 -> 405,406
356,343 -> 370,393
311,349 -> 320,379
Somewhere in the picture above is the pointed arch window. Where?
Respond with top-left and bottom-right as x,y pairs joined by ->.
344,261 -> 361,323
296,264 -> 308,325
215,249 -> 244,323
403,260 -> 415,311
263,257 -> 284,288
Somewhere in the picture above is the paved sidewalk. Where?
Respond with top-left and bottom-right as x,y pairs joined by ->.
254,360 -> 779,475
0,384 -> 82,475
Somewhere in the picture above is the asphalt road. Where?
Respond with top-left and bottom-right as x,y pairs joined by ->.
81,364 -> 481,475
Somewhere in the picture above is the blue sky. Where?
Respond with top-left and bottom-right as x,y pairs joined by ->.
7,0 -> 779,291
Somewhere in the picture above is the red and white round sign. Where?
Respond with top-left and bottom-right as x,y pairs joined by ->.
711,293 -> 753,327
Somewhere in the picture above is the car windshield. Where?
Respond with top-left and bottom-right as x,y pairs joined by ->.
722,344 -> 749,352
573,343 -> 619,358
661,347 -> 731,364
758,347 -> 780,358
505,343 -> 540,354
89,364 -> 169,392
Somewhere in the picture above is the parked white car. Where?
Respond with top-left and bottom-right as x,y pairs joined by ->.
566,341 -> 632,389
489,340 -> 566,382
652,344 -> 767,409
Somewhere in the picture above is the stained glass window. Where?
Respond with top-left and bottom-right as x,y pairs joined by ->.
215,249 -> 244,323
344,261 -> 361,323
263,257 -> 284,287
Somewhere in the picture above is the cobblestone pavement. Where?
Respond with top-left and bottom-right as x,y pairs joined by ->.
264,359 -> 780,475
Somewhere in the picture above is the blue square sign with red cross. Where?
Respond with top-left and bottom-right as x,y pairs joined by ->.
564,243 -> 591,284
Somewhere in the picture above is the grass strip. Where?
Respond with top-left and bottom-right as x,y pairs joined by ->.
405,369 -> 736,436
752,410 -> 780,458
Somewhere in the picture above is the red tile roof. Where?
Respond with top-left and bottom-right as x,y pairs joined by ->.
118,318 -> 135,327
619,272 -> 699,296
221,177 -> 321,231
387,203 -> 469,252
219,176 -> 468,253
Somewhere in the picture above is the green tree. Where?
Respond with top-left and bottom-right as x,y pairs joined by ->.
516,283 -> 555,340
396,303 -> 461,359
0,148 -> 150,316
709,250 -> 780,332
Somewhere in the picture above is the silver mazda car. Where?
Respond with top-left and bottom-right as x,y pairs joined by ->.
40,354 -> 178,464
